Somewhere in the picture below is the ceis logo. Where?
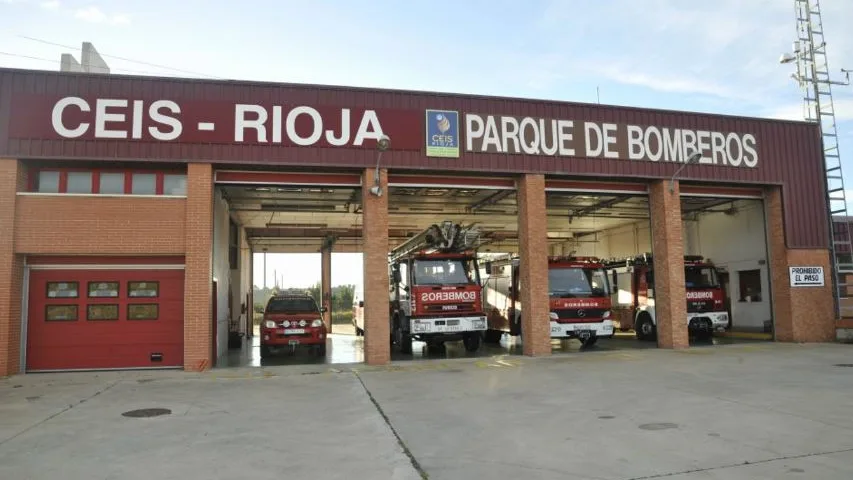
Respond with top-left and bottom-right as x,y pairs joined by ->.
425,109 -> 460,158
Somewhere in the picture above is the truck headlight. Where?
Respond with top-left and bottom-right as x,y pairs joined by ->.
602,310 -> 611,319
473,318 -> 486,329
299,320 -> 307,327
311,319 -> 323,327
549,312 -> 559,321
264,321 -> 276,328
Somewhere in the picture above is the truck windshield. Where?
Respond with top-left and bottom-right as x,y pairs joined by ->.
266,298 -> 318,314
413,258 -> 476,286
684,266 -> 719,289
548,267 -> 609,297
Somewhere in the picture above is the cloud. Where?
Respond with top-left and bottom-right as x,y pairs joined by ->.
74,5 -> 130,25
40,0 -> 59,9
764,99 -> 853,122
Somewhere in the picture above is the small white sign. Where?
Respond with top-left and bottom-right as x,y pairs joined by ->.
789,266 -> 824,287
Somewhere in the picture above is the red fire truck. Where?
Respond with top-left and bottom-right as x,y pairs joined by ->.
481,255 -> 614,347
388,221 -> 487,354
604,253 -> 728,341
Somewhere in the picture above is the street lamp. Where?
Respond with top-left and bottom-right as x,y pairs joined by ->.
669,150 -> 702,193
369,134 -> 391,197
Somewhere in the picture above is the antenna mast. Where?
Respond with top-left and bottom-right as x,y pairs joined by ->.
780,0 -> 853,318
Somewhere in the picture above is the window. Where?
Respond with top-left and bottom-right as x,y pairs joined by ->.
163,174 -> 187,195
738,270 -> 762,302
131,173 -> 157,195
265,297 -> 319,314
29,168 -> 186,196
46,281 -> 78,298
99,173 -> 125,194
46,305 -> 78,321
36,171 -> 60,193
66,172 -> 93,194
128,304 -> 159,320
128,281 -> 159,298
88,281 -> 119,298
87,304 -> 119,321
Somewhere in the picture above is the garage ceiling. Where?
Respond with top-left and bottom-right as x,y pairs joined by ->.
222,185 -> 744,253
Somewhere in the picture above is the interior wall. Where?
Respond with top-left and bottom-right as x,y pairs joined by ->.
212,189 -> 231,359
692,199 -> 770,331
229,225 -> 250,336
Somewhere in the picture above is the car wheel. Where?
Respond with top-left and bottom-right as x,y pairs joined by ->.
463,332 -> 482,352
394,320 -> 412,354
636,314 -> 656,341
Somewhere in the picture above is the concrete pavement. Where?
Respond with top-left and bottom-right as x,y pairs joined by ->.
2,342 -> 853,479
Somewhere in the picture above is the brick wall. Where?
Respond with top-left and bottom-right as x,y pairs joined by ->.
15,196 -> 186,254
648,180 -> 689,349
0,160 -> 25,376
517,174 -> 551,356
362,168 -> 390,365
766,187 -> 836,342
183,163 -> 214,371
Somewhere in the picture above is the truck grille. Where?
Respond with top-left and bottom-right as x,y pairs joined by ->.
553,308 -> 608,322
422,303 -> 476,313
687,301 -> 715,313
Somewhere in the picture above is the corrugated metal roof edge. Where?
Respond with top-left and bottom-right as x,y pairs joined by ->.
0,67 -> 819,128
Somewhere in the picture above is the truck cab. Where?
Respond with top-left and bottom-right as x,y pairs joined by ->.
390,252 -> 487,353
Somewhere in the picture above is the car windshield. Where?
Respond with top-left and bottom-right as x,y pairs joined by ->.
548,267 -> 609,298
266,298 -> 318,314
684,266 -> 719,289
413,259 -> 476,285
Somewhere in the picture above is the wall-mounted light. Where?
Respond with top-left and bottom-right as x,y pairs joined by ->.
669,150 -> 702,193
370,134 -> 391,197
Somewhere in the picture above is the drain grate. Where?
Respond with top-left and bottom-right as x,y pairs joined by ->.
834,364 -> 853,368
122,408 -> 172,418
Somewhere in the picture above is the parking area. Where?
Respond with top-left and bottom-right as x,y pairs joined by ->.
2,342 -> 851,479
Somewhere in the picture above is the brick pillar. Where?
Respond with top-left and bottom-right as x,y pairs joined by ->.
0,160 -> 25,376
362,168 -> 390,365
765,187 -> 835,342
321,246 -> 332,330
517,174 -> 551,356
648,180 -> 688,349
184,163 -> 214,371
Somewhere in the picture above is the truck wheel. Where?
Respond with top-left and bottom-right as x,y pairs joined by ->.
484,329 -> 503,344
260,344 -> 271,359
394,321 -> 413,354
580,335 -> 598,348
463,332 -> 482,352
316,344 -> 327,356
636,314 -> 656,341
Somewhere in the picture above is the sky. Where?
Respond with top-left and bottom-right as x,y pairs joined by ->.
2,0 -> 853,288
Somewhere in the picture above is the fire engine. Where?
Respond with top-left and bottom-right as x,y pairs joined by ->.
604,253 -> 729,341
388,221 -> 487,354
481,255 -> 614,347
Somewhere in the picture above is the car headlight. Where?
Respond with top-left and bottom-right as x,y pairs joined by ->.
282,320 -> 290,327
311,319 -> 323,327
264,321 -> 276,328
549,312 -> 559,321
603,310 -> 611,319
299,320 -> 307,327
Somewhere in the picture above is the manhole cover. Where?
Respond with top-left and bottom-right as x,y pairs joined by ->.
833,364 -> 853,368
122,408 -> 172,418
639,422 -> 678,431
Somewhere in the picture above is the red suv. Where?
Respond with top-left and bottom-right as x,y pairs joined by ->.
260,293 -> 327,358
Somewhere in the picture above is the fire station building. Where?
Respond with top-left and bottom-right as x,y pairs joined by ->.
0,67 -> 842,376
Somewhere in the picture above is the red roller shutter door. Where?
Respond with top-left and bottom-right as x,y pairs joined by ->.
26,266 -> 184,371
